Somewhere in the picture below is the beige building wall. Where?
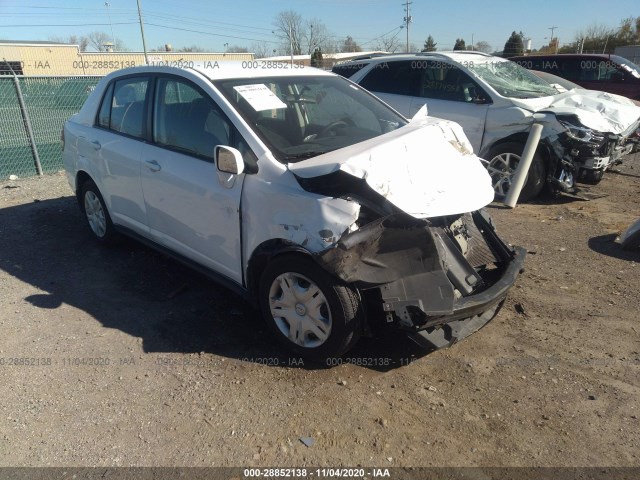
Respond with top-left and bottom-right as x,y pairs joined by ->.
1,43 -> 254,76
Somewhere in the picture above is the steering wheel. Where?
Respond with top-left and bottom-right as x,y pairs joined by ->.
318,119 -> 351,137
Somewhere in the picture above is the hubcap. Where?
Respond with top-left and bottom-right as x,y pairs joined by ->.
84,191 -> 107,238
268,272 -> 332,348
486,152 -> 527,196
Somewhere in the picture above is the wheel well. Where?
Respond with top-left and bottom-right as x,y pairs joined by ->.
75,171 -> 92,205
482,134 -> 551,165
246,240 -> 310,299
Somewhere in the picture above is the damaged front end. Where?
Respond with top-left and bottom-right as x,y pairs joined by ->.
289,117 -> 524,350
314,208 -> 526,350
551,115 -> 636,186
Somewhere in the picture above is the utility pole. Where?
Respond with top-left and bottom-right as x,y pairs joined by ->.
136,0 -> 149,65
104,2 -> 115,50
403,0 -> 412,53
548,26 -> 558,54
289,24 -> 293,66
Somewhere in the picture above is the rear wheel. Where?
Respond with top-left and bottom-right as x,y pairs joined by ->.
259,255 -> 362,363
80,180 -> 118,243
487,142 -> 546,202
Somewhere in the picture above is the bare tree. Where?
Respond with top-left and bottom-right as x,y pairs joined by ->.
48,34 -> 90,51
87,31 -> 126,51
251,42 -> 275,59
474,41 -> 492,53
273,10 -> 304,56
574,23 -> 614,53
302,19 -> 331,55
375,33 -> 402,53
226,45 -> 249,53
177,45 -> 205,52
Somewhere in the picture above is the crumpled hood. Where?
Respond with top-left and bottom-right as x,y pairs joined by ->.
511,89 -> 640,135
288,117 -> 495,219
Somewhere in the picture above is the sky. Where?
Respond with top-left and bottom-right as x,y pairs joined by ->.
0,0 -> 638,54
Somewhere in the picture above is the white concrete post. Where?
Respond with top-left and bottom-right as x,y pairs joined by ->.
504,123 -> 543,208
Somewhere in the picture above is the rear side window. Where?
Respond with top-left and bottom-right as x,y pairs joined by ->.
360,61 -> 421,96
96,76 -> 149,138
97,83 -> 114,128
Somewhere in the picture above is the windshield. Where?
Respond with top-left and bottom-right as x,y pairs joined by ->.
214,75 -> 407,162
612,55 -> 640,78
467,60 -> 558,99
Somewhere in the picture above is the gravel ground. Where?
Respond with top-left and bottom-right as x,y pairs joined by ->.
0,156 -> 639,469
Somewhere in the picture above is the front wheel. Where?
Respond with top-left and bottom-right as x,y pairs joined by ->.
258,255 -> 362,363
582,169 -> 605,184
486,142 -> 547,202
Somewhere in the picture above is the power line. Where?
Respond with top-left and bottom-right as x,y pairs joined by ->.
144,22 -> 281,45
6,22 -> 139,27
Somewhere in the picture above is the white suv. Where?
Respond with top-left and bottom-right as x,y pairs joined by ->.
334,52 -> 640,200
62,64 -> 525,361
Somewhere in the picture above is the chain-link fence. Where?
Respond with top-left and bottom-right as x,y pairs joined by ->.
0,75 -> 101,180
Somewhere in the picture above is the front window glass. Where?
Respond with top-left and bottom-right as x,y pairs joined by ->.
467,60 -> 557,99
214,75 -> 406,162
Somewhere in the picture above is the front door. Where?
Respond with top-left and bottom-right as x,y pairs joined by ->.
140,76 -> 246,283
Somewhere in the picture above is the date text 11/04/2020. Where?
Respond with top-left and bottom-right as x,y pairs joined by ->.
243,468 -> 391,477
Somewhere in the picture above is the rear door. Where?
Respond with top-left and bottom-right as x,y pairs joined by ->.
139,75 -> 253,284
78,75 -> 150,234
358,60 -> 490,152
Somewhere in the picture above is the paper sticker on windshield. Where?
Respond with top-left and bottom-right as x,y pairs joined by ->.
233,84 -> 287,111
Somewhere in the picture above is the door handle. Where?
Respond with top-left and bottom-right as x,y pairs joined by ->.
91,140 -> 101,150
145,159 -> 161,172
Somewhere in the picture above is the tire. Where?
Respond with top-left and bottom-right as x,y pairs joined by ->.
622,230 -> 640,251
582,169 -> 605,185
258,255 -> 362,363
80,179 -> 119,243
486,142 -> 547,202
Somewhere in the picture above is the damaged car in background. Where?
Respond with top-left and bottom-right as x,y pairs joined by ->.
62,64 -> 525,361
334,52 -> 640,200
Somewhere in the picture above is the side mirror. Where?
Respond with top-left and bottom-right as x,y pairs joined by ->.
216,146 -> 244,175
472,96 -> 487,105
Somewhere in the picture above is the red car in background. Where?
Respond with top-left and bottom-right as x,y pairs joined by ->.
511,54 -> 640,101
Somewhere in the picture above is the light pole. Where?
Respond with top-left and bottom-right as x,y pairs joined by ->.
548,26 -> 558,54
136,0 -> 149,64
104,2 -> 115,50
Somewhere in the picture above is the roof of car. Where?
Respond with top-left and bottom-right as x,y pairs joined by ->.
102,62 -> 334,81
339,50 -> 502,66
510,53 -> 618,59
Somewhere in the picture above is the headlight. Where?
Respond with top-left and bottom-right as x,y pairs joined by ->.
557,117 -> 605,145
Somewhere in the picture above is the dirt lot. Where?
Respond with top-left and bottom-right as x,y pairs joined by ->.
0,157 -> 639,469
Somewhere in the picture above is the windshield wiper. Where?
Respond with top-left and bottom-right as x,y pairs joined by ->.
283,151 -> 329,161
